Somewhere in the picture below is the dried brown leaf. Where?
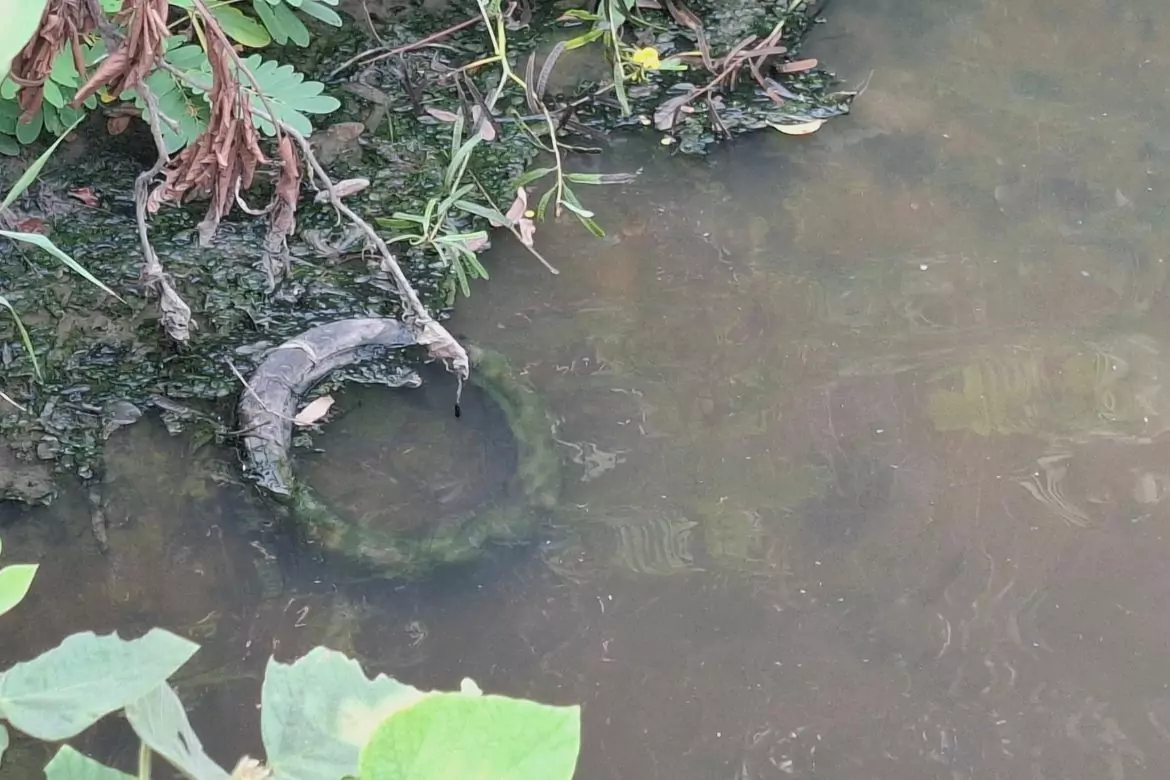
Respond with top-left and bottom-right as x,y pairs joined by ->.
294,395 -> 335,426
779,58 -> 818,74
424,107 -> 460,123
314,178 -> 370,203
653,91 -> 696,131
769,119 -> 825,135
10,0 -> 100,120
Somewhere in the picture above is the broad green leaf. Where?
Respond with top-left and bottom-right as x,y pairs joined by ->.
299,0 -> 343,26
0,563 -> 37,617
0,629 -> 199,740
212,5 -> 271,47
0,231 -> 123,302
0,293 -> 40,379
43,746 -> 134,780
49,47 -> 79,87
0,722 -> 7,768
358,691 -> 581,780
2,115 -> 84,209
261,647 -> 428,780
0,0 -> 49,84
14,109 -> 42,145
235,55 -> 339,136
125,684 -> 231,780
251,0 -> 289,45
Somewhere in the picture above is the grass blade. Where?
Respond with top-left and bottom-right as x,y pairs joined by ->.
0,294 -> 41,380
1,116 -> 84,210
0,230 -> 124,302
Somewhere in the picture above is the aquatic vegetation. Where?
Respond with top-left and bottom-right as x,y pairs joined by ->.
0,624 -> 581,779
0,537 -> 37,618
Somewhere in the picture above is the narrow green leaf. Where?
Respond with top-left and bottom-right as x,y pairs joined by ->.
512,167 -> 555,188
536,186 -> 555,221
445,134 -> 482,189
2,115 -> 84,209
0,0 -> 49,84
612,58 -> 630,116
0,293 -> 41,380
0,563 -> 38,617
0,722 -> 8,769
0,629 -> 199,741
559,192 -> 594,219
0,231 -> 123,302
453,199 -> 508,225
564,171 -> 639,185
434,230 -> 489,245
561,28 -> 605,50
125,684 -> 231,780
358,692 -> 581,780
43,746 -> 134,780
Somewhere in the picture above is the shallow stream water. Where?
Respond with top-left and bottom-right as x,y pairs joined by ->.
8,0 -> 1170,777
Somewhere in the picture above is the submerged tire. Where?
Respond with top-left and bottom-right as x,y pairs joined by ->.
239,319 -> 562,578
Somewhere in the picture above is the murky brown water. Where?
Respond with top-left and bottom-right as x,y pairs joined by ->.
8,0 -> 1170,777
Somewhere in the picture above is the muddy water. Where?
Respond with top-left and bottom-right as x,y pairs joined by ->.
7,0 -> 1170,777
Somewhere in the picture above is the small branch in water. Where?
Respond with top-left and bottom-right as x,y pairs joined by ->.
226,359 -> 299,426
326,15 -> 483,80
133,82 -> 194,343
160,11 -> 471,382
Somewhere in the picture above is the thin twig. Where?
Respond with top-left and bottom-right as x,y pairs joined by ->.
0,391 -> 28,413
133,82 -> 194,342
326,15 -> 482,80
467,170 -> 559,274
226,358 -> 299,423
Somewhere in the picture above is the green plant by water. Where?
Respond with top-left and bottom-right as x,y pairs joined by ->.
0,554 -> 583,779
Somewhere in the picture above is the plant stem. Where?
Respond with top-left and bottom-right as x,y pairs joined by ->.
137,741 -> 152,780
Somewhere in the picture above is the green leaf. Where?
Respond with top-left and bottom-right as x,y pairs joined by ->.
261,647 -> 429,780
270,2 -> 310,46
0,231 -> 123,302
0,293 -> 41,380
137,67 -> 209,153
0,629 -> 199,740
0,135 -> 17,156
0,722 -> 8,768
564,171 -> 639,185
453,199 -> 508,225
212,5 -> 271,47
43,746 -> 135,780
125,684 -> 231,780
0,0 -> 49,84
358,691 -> 581,780
0,563 -> 37,617
236,54 -> 340,136
14,110 -> 42,145
2,115 -> 84,209
299,0 -> 343,26
49,47 -> 79,87
251,0 -> 288,44
512,167 -> 555,188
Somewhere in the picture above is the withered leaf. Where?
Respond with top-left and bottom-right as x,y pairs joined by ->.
654,91 -> 697,131
294,395 -> 334,426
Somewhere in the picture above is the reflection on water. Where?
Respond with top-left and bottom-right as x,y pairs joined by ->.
9,0 -> 1170,776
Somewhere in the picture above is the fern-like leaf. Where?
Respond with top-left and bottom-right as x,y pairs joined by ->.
235,55 -> 340,136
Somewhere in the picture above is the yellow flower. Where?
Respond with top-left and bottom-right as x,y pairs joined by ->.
630,47 -> 661,71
